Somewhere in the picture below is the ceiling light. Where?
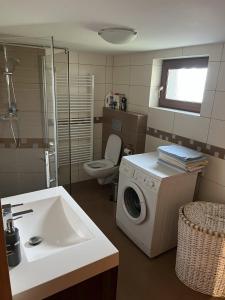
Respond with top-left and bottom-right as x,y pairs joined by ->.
98,28 -> 137,44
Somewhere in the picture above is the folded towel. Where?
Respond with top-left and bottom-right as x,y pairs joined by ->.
158,145 -> 203,162
158,152 -> 208,167
158,159 -> 207,173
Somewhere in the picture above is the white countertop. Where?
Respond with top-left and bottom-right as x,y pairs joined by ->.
2,187 -> 119,300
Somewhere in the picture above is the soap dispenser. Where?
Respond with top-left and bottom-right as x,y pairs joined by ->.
5,218 -> 21,267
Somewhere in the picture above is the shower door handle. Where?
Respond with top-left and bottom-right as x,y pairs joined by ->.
45,150 -> 56,188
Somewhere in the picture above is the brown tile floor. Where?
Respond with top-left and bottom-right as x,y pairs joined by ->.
71,180 -> 217,300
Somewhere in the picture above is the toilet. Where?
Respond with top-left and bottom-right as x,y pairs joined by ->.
83,134 -> 122,185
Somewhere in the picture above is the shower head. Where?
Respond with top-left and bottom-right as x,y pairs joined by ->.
0,45 -> 20,73
3,57 -> 20,73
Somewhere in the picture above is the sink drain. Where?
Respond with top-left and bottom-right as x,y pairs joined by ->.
28,236 -> 43,246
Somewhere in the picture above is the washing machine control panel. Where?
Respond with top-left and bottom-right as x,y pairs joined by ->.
134,170 -> 160,192
120,161 -> 160,192
120,161 -> 134,177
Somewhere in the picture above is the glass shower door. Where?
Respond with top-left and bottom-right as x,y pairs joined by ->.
0,36 -> 71,198
42,38 -> 58,188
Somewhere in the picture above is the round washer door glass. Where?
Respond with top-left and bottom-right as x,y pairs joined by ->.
123,182 -> 146,224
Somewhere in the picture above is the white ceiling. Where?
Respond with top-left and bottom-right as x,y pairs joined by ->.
0,0 -> 225,53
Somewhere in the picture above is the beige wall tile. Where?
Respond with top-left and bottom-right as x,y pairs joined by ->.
94,138 -> 102,156
144,135 -> 151,152
69,63 -> 79,80
105,84 -> 113,94
16,85 -> 43,112
153,48 -> 183,59
113,54 -> 130,66
130,52 -> 154,65
15,149 -> 44,173
150,65 -> 162,87
173,112 -> 210,142
94,101 -> 104,117
112,84 -> 129,97
71,163 -> 79,183
182,43 -> 223,61
212,91 -> 225,120
113,66 -> 130,85
106,56 -> 113,66
69,51 -> 79,64
94,123 -> 102,140
93,152 -> 102,160
95,84 -> 106,101
128,104 -> 148,114
207,118 -> 225,148
217,62 -> 225,91
198,177 -> 225,204
14,67 -> 41,84
145,135 -> 172,152
78,164 -> 92,181
54,52 -> 68,63
200,90 -> 215,118
203,155 -> 225,186
148,107 -> 175,132
221,44 -> 225,61
17,172 -> 45,195
58,165 -> 71,185
205,62 -> 220,90
79,65 -> 106,83
0,172 -> 20,197
130,65 -> 152,86
149,86 -> 160,107
129,85 -> 150,107
106,66 -> 113,84
152,58 -> 162,66
78,53 -> 106,65
18,111 -> 43,138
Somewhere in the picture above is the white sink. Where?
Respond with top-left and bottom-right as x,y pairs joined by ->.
13,195 -> 94,262
3,187 -> 119,300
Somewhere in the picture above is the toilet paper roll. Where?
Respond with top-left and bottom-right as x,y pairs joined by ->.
124,148 -> 132,155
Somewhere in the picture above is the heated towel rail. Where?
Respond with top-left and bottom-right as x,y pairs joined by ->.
56,74 -> 94,166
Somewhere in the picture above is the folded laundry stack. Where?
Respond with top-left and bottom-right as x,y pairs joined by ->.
157,145 -> 208,173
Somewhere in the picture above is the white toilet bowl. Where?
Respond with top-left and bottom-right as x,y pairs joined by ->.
83,134 -> 122,185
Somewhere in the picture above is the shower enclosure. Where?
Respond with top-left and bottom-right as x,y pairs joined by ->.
0,37 -> 71,197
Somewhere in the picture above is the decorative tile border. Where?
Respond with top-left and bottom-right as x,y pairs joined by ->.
0,118 -> 103,148
147,127 -> 225,159
0,138 -> 47,149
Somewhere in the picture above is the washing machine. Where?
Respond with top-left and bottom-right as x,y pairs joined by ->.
116,152 -> 198,257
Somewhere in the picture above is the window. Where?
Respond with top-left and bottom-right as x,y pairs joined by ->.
159,57 -> 208,113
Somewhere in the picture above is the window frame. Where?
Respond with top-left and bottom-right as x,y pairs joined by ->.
159,57 -> 209,113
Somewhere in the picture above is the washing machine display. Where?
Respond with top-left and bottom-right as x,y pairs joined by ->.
122,182 -> 146,224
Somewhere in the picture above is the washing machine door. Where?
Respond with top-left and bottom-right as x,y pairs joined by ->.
122,181 -> 146,224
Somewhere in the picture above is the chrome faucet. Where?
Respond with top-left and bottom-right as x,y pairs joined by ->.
2,204 -> 12,231
1,203 -> 33,231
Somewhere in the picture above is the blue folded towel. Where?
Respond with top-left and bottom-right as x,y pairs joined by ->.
158,145 -> 204,162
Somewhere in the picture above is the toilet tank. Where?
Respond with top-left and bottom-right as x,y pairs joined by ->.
102,107 -> 147,156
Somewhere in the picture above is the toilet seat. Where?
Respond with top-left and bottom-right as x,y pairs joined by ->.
86,159 -> 114,170
83,134 -> 122,184
84,159 -> 116,178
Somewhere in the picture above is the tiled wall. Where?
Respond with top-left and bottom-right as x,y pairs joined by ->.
0,46 -> 46,197
112,53 -> 153,114
113,42 -> 225,204
56,51 -> 113,183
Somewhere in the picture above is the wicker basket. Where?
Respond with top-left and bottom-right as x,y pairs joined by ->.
175,201 -> 225,298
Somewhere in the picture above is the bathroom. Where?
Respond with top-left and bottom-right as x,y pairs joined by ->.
1,1 -> 225,300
